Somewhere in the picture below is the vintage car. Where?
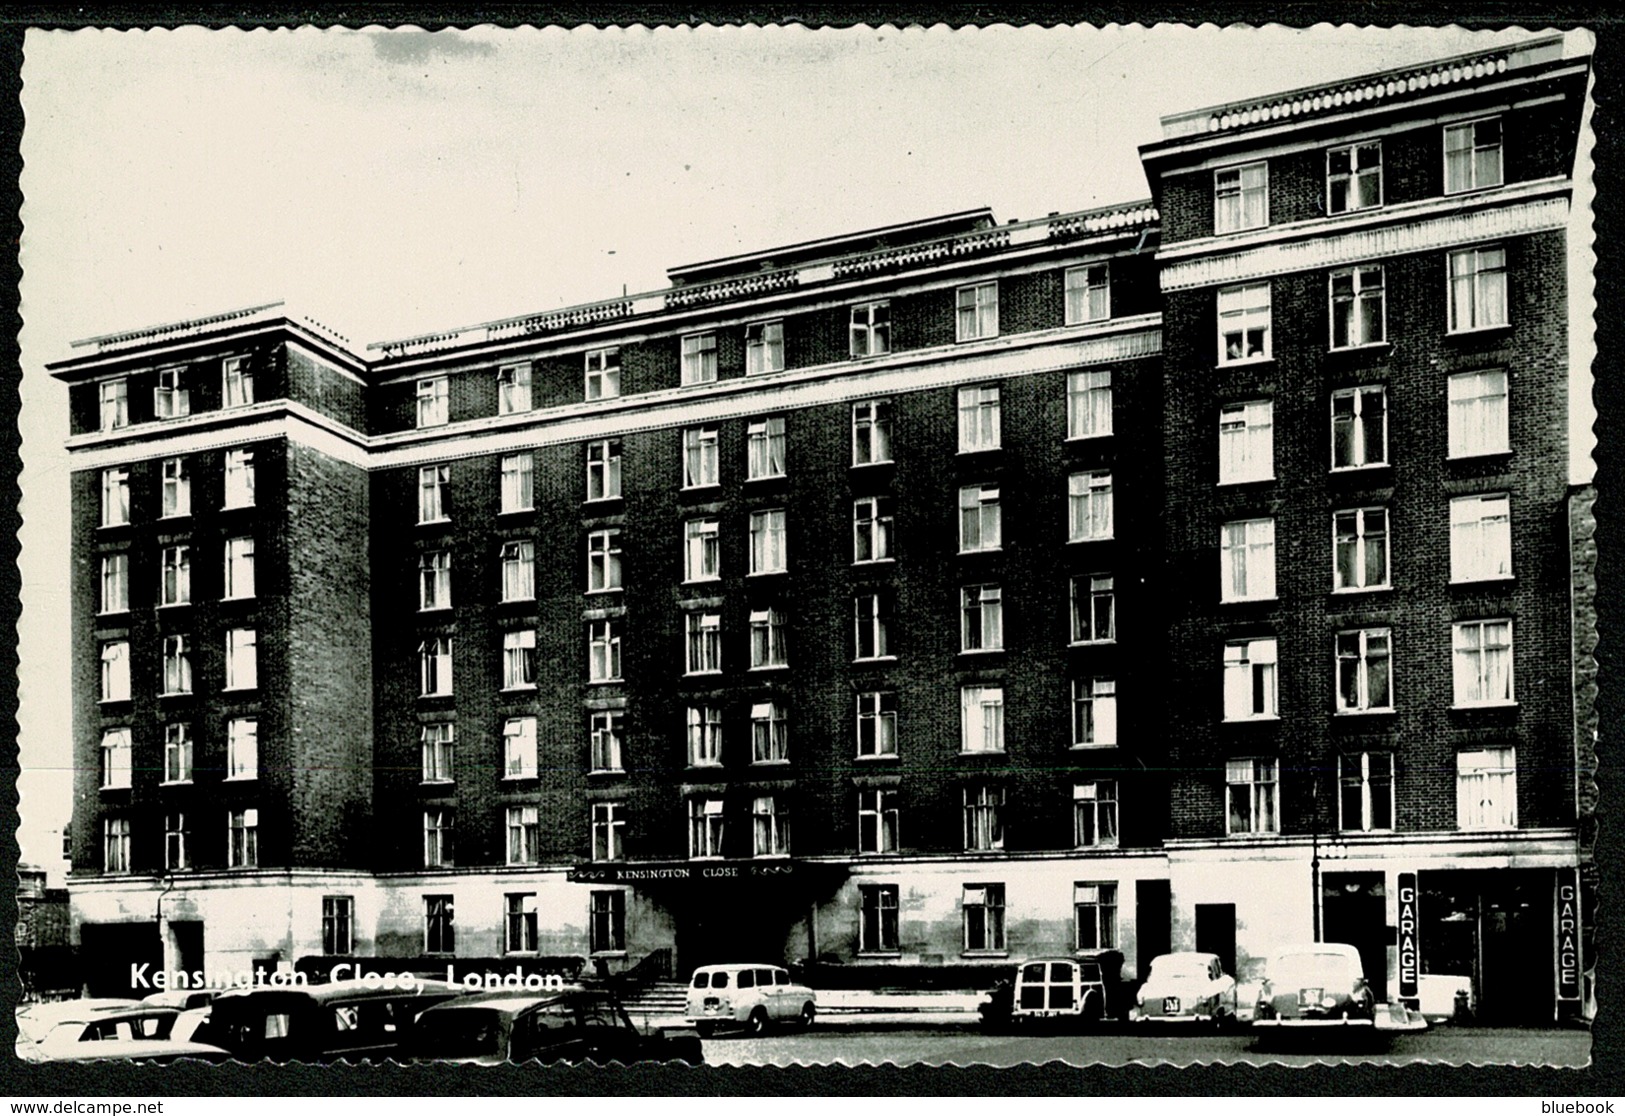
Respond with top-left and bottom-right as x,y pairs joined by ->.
16,1002 -> 189,1063
25,1037 -> 234,1064
15,998 -> 144,1049
1252,942 -> 1376,1028
980,954 -> 1122,1030
190,978 -> 464,1061
685,964 -> 816,1036
1132,952 -> 1240,1026
408,988 -> 703,1064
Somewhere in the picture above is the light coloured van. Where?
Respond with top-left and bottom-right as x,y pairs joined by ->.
685,964 -> 815,1036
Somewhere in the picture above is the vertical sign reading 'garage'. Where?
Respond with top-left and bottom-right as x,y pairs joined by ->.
1557,870 -> 1581,1001
1396,873 -> 1419,1001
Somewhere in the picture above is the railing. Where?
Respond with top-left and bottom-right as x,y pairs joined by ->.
603,947 -> 675,998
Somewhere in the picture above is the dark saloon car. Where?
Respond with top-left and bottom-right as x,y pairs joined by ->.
407,988 -> 704,1065
1252,942 -> 1376,1028
190,979 -> 464,1061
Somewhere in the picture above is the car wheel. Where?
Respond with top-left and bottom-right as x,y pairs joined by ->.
1082,992 -> 1103,1024
747,1008 -> 769,1037
799,1003 -> 815,1030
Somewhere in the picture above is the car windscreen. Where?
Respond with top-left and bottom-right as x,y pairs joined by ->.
409,1008 -> 505,1058
691,973 -> 710,988
1152,957 -> 1211,980
1269,953 -> 1357,988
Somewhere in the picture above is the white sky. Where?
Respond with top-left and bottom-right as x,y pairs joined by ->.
15,23 -> 1555,877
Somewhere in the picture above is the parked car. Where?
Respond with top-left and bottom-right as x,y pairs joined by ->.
685,964 -> 816,1036
25,1037 -> 234,1064
1251,942 -> 1376,1029
987,957 -> 1112,1029
1132,952 -> 1239,1027
15,998 -> 144,1049
190,979 -> 464,1061
408,988 -> 703,1064
16,1003 -> 185,1063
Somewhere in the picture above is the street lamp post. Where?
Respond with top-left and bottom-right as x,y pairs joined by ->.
1310,777 -> 1322,943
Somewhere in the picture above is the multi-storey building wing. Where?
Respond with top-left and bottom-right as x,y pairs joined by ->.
50,36 -> 1595,1024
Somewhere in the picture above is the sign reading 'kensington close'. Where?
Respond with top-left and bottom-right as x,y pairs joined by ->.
566,861 -> 798,883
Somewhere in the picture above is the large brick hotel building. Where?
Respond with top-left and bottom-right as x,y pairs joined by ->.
50,36 -> 1596,1023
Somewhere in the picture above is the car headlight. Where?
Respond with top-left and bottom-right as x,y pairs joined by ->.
1321,995 -> 1337,1008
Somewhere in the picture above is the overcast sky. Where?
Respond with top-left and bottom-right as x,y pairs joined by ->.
15,22 -> 1557,874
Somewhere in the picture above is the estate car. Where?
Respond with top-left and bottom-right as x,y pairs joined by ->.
686,964 -> 816,1036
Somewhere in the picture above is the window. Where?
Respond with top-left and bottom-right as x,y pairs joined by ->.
961,585 -> 1003,652
749,608 -> 789,670
104,817 -> 131,874
161,635 -> 192,695
853,496 -> 894,563
223,536 -> 255,599
1218,400 -> 1273,484
685,612 -> 722,674
154,367 -> 190,419
1218,282 -> 1271,363
963,785 -> 1004,850
228,808 -> 259,869
1074,883 -> 1118,950
223,356 -> 254,408
956,282 -> 999,341
584,349 -> 619,401
1333,508 -> 1390,591
1457,746 -> 1517,830
223,448 -> 255,508
1074,782 -> 1119,848
1453,619 -> 1514,706
1220,519 -> 1275,602
589,891 -> 625,953
1067,472 -> 1113,541
1066,264 -> 1111,325
682,427 -> 720,488
225,628 -> 258,690
1067,370 -> 1112,439
160,546 -> 191,606
852,400 -> 894,465
100,728 -> 132,789
853,593 -> 891,660
1327,142 -> 1383,213
1226,758 -> 1279,835
856,692 -> 897,758
163,725 -> 193,785
416,377 -> 449,427
100,554 -> 128,614
1339,752 -> 1394,832
1447,246 -> 1508,332
420,637 -> 452,696
750,702 -> 789,764
506,806 -> 540,865
98,379 -> 129,432
1444,117 -> 1503,194
1451,494 -> 1513,581
418,465 -> 449,523
159,458 -> 191,518
322,896 -> 355,955
959,484 -> 1002,552
424,895 -> 455,952
1331,386 -> 1387,469
1330,265 -> 1386,348
504,716 -> 538,779
100,468 -> 130,527
1223,638 -> 1278,721
1447,370 -> 1509,457
590,711 -> 623,773
586,439 -> 623,501
960,685 -> 1005,754
859,884 -> 900,951
591,803 -> 625,862
752,796 -> 791,857
745,321 -> 785,374
100,641 -> 130,703
226,718 -> 257,780
1070,575 -> 1115,644
497,542 -> 536,601
850,302 -> 890,357
505,894 -> 538,952
421,723 -> 454,783
423,811 -> 454,868
858,791 -> 900,855
749,510 -> 787,575
1336,628 -> 1393,712
502,630 -> 537,690
686,705 -> 723,767
1072,678 -> 1117,747
958,386 -> 1001,452
963,884 -> 1006,952
497,362 -> 533,415
588,620 -> 622,682
500,454 -> 534,514
1214,162 -> 1268,233
682,517 -> 720,579
164,812 -> 189,872
681,332 -> 718,385
586,529 -> 622,593
419,550 -> 451,610
688,798 -> 725,858
747,416 -> 787,479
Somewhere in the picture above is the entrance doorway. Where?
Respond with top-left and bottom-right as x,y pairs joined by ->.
1194,903 -> 1236,980
80,922 -> 162,998
169,920 -> 204,976
1321,871 -> 1388,1002
1136,880 -> 1171,979
1419,869 -> 1555,1024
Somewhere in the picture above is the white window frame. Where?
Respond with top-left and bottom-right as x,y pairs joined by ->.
853,495 -> 894,563
588,620 -> 622,683
1075,882 -> 1119,950
104,817 -> 131,873
1068,471 -> 1114,541
1073,781 -> 1119,849
589,890 -> 625,954
1331,386 -> 1388,470
504,716 -> 539,779
224,627 -> 258,691
223,536 -> 256,600
1447,245 -> 1509,333
1217,282 -> 1272,365
159,545 -> 191,607
223,448 -> 255,509
1444,117 -> 1503,195
1066,370 -> 1112,440
1450,493 -> 1513,582
850,302 -> 891,357
227,809 -> 259,870
421,723 -> 455,784
1456,746 -> 1517,830
1332,507 -> 1391,592
590,711 -> 624,773
100,640 -> 130,703
506,892 -> 541,951
586,439 -> 623,501
1453,619 -> 1515,707
99,378 -> 129,432
957,386 -> 1001,452
962,883 -> 1007,953
423,813 -> 454,870
749,607 -> 789,670
424,893 -> 456,949
749,509 -> 788,575
686,705 -> 723,767
683,517 -> 721,582
960,584 -> 1004,653
502,629 -> 537,691
857,792 -> 900,856
960,685 -> 1006,754
956,282 -> 1000,342
859,883 -> 900,949
1326,141 -> 1383,214
506,805 -> 540,865
1214,161 -> 1268,233
681,332 -> 718,385
419,550 -> 452,611
160,457 -> 190,519
751,795 -> 791,858
225,717 -> 258,781
165,812 -> 189,872
962,785 -> 1004,850
587,528 -> 623,593
500,540 -> 535,602
1065,264 -> 1110,325
1071,677 -> 1117,747
1219,518 -> 1276,602
1225,757 -> 1279,835
852,400 -> 894,465
584,348 -> 620,401
1329,265 -> 1387,350
746,416 -> 787,480
1338,752 -> 1395,833
591,802 -> 625,862
416,376 -> 449,428
500,453 -> 534,514
420,636 -> 453,696
1223,637 -> 1278,721
100,727 -> 132,789
685,611 -> 722,675
959,483 -> 1002,552
223,356 -> 255,408
100,467 -> 130,527
1218,400 -> 1274,484
418,465 -> 449,524
1336,627 -> 1393,713
161,634 -> 192,696
154,366 -> 190,420
1070,574 -> 1115,645
745,320 -> 785,375
682,426 -> 720,488
853,593 -> 891,661
688,797 -> 726,859
1447,369 -> 1510,457
498,362 -> 534,415
100,554 -> 129,615
855,691 -> 898,758
750,701 -> 790,765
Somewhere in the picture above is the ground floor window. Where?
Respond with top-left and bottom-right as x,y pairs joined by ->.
506,893 -> 539,953
962,883 -> 1006,953
1075,882 -> 1117,950
424,894 -> 455,954
590,890 -> 626,953
322,895 -> 354,955
859,884 -> 899,953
